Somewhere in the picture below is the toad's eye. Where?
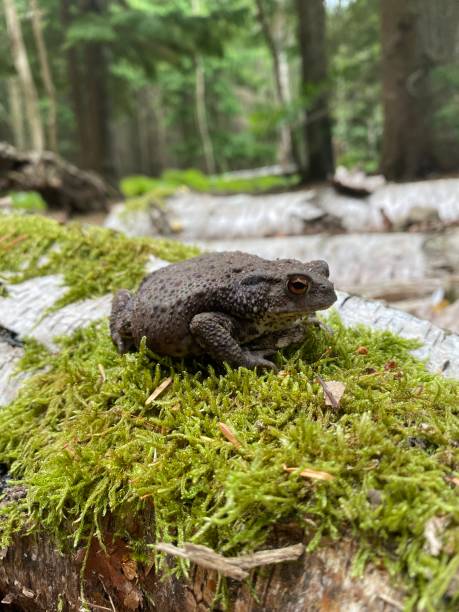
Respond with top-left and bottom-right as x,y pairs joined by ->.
287,276 -> 310,295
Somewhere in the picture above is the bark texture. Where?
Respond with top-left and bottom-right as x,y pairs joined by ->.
0,142 -> 114,213
0,532 -> 405,611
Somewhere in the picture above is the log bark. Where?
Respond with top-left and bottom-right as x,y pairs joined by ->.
1,261 -> 458,609
0,142 -> 115,213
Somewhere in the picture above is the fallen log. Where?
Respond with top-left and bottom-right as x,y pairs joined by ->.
0,142 -> 116,213
0,218 -> 458,610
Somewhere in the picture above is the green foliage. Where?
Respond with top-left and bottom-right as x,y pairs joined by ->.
120,169 -> 299,198
0,214 -> 198,310
9,191 -> 47,212
0,315 -> 458,609
328,0 -> 382,172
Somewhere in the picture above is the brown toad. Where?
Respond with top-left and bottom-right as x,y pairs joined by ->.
110,251 -> 336,370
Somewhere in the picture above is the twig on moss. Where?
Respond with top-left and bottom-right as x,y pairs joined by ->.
145,377 -> 172,405
218,422 -> 242,448
155,542 -> 304,580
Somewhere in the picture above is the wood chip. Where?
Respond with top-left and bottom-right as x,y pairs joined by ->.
218,422 -> 241,449
316,376 -> 346,409
145,377 -> 172,405
283,464 -> 334,481
155,542 -> 304,580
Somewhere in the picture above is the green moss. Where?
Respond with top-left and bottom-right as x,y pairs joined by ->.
0,313 -> 458,609
9,191 -> 47,212
0,215 -> 199,310
120,168 -> 299,198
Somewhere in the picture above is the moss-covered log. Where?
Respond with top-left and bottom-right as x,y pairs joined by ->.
0,142 -> 115,213
1,215 -> 458,611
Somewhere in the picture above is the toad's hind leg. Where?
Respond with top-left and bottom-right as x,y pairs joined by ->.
190,312 -> 277,370
110,289 -> 136,354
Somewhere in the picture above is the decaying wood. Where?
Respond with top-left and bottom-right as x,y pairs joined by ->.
0,531 -> 405,611
1,261 -> 459,609
0,142 -> 115,213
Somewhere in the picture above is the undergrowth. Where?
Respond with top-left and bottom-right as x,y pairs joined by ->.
0,315 -> 458,610
120,168 -> 299,198
0,215 -> 199,310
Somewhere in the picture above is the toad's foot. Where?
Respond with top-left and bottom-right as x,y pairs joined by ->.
190,312 -> 278,371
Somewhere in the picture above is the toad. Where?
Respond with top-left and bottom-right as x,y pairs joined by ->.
110,251 -> 337,370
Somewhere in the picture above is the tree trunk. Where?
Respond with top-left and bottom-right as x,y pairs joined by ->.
3,0 -> 44,152
255,0 -> 300,170
83,34 -> 114,181
295,0 -> 334,181
60,0 -> 114,181
6,77 -> 25,150
29,0 -> 59,153
380,0 -> 436,180
192,0 -> 216,175
194,56 -> 216,175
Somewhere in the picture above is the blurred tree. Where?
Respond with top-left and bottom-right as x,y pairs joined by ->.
328,0 -> 382,173
29,0 -> 58,152
6,77 -> 25,148
380,0 -> 434,180
254,0 -> 298,168
192,0 -> 216,175
380,0 -> 459,180
60,0 -> 113,180
3,0 -> 44,151
295,0 -> 334,180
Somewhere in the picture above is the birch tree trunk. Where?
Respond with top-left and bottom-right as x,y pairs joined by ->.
6,77 -> 25,150
3,0 -> 44,152
29,0 -> 59,153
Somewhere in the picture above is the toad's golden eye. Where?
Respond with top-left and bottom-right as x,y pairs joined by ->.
287,276 -> 310,295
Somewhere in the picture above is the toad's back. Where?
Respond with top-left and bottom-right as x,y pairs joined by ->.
130,252 -> 268,355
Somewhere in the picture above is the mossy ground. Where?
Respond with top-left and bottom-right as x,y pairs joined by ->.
120,168 -> 299,198
0,214 -> 199,309
0,214 -> 459,610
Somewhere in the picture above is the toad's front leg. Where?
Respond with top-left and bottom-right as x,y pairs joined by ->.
190,312 -> 277,370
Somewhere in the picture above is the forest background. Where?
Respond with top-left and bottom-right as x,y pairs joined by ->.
1,0 -> 458,188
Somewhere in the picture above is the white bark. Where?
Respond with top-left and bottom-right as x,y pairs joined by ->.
3,0 -> 44,152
